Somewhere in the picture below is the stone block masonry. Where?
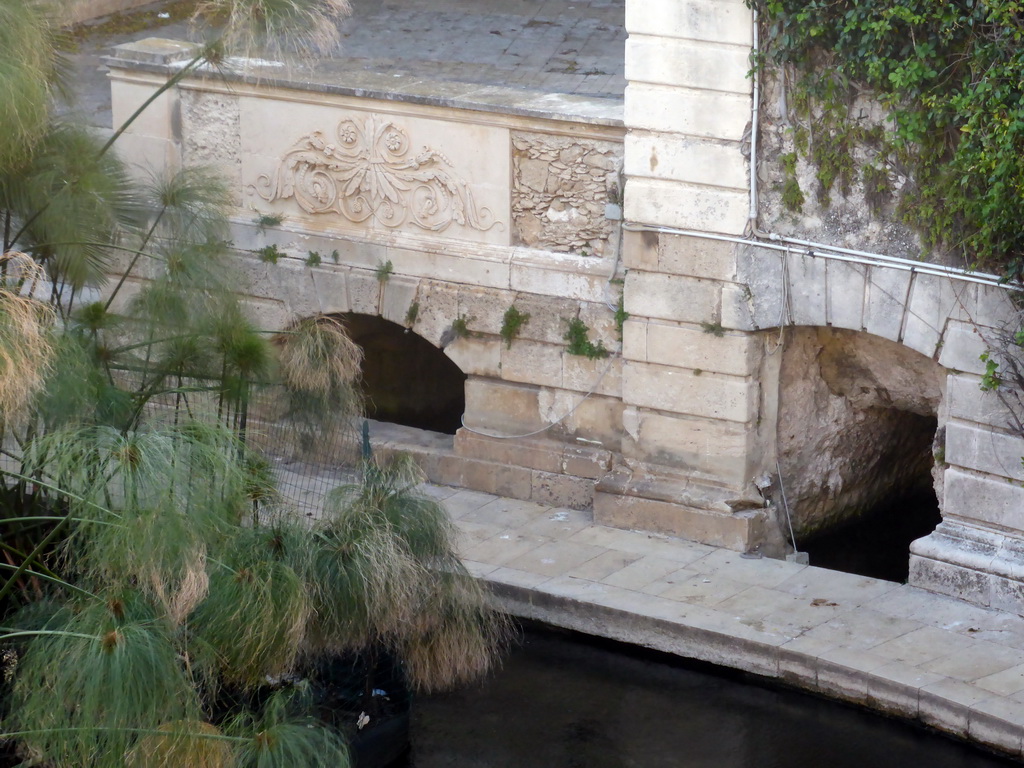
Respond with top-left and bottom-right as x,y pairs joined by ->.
103,0 -> 1024,617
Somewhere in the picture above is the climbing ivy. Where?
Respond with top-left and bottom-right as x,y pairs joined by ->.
750,0 -> 1024,280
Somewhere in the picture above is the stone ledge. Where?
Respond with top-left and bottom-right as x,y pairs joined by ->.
910,519 -> 1024,614
593,465 -> 767,550
369,421 -> 597,510
454,429 -> 613,480
486,577 -> 1024,760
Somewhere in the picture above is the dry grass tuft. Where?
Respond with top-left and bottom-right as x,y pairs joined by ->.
401,572 -> 512,693
274,315 -> 361,395
150,549 -> 211,627
193,0 -> 352,57
128,721 -> 234,768
0,251 -> 55,419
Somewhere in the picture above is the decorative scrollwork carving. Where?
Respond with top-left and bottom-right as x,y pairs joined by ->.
253,116 -> 503,234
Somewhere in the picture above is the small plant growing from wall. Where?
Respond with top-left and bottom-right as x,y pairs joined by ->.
405,301 -> 420,327
613,294 -> 628,341
375,259 -> 394,283
780,152 -> 805,212
254,211 -> 284,233
256,243 -> 284,264
305,250 -> 322,267
500,305 -> 530,349
564,317 -> 608,360
700,321 -> 726,338
451,314 -> 472,339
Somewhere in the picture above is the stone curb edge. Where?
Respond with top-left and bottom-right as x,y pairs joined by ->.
485,578 -> 1024,760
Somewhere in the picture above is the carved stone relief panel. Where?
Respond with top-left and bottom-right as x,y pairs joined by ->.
512,132 -> 622,257
239,98 -> 510,246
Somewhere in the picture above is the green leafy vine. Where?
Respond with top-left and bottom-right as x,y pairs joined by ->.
751,0 -> 1024,280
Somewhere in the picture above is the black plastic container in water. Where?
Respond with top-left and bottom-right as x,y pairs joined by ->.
407,625 -> 1020,768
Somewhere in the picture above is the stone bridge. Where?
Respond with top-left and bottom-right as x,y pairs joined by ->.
105,0 -> 1024,616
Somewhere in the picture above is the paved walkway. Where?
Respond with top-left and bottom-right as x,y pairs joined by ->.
69,0 -> 625,130
420,483 -> 1024,761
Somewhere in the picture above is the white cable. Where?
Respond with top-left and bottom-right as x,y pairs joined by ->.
776,460 -> 798,554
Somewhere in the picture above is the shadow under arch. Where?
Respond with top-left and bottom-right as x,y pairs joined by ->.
337,313 -> 467,435
774,326 -> 944,582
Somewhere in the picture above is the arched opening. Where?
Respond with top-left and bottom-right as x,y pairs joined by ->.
776,327 -> 944,582
339,314 -> 467,435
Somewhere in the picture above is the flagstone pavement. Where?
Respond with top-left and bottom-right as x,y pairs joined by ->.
420,483 -> 1024,761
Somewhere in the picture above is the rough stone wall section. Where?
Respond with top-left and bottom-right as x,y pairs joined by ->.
180,90 -> 243,205
511,132 -> 621,257
776,327 -> 944,537
756,72 -> 923,261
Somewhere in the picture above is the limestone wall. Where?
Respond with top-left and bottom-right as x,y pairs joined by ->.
614,0 -> 1024,613
104,4 -> 1024,617
596,0 -> 779,551
106,38 -> 626,511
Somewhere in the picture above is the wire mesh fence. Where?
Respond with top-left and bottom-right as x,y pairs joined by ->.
135,371 -> 363,520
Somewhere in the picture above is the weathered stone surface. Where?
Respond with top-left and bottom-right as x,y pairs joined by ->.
944,468 -> 1024,531
625,83 -> 751,140
734,244 -> 785,330
309,266 -> 351,315
622,129 -> 745,191
945,421 -> 1024,483
463,378 -> 544,435
826,259 -> 867,331
621,406 -> 757,486
501,340 -> 564,388
511,131 -> 622,257
786,252 -> 828,327
561,355 -> 622,398
346,270 -> 382,316
594,487 -> 767,551
637,322 -> 762,376
624,271 -> 720,324
180,90 -> 242,202
776,327 -> 944,537
625,0 -> 753,46
622,361 -> 757,423
626,35 -> 752,94
625,177 -> 750,234
408,280 -> 459,348
863,266 -> 912,343
379,277 -> 419,327
946,372 -> 1024,429
658,231 -> 741,280
938,321 -> 991,375
510,250 -> 611,303
444,337 -> 501,378
457,285 -> 517,337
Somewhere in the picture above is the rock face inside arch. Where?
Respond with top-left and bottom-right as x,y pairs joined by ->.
777,328 -> 944,539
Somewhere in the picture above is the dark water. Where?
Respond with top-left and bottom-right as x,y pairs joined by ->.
408,626 -> 1019,768
802,487 -> 942,582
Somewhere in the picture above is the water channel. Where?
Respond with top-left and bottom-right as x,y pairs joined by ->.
406,624 -> 1020,768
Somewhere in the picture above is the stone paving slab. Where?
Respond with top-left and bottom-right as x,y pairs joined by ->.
437,485 -> 1024,761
